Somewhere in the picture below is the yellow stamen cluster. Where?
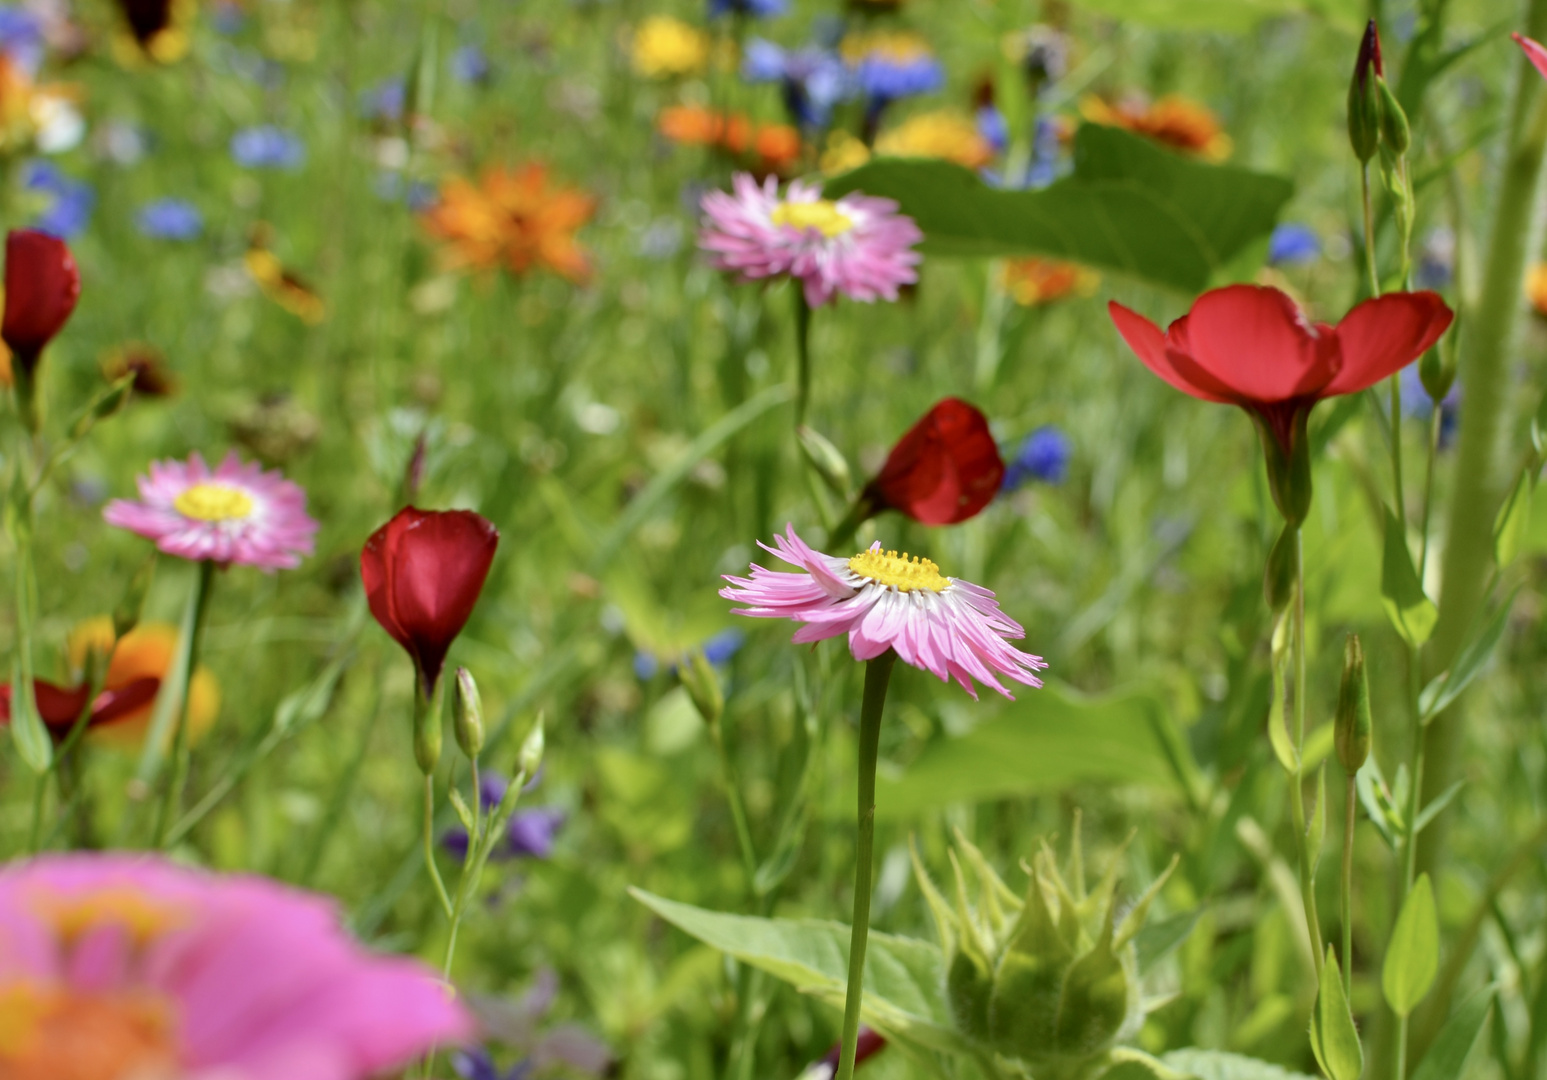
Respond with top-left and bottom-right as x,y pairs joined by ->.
848,548 -> 949,592
770,199 -> 856,238
174,483 -> 255,523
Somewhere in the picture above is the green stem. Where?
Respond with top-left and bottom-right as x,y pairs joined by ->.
1418,406 -> 1441,581
974,261 -> 1011,392
1341,772 -> 1356,999
1290,529 -> 1325,977
1361,164 -> 1381,298
153,559 -> 216,849
835,650 -> 896,1080
423,773 -> 453,919
27,772 -> 47,854
708,715 -> 758,889
1388,373 -> 1405,522
793,289 -> 812,428
1419,0 -> 1547,882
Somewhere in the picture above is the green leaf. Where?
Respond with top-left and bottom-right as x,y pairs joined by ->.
872,682 -> 1180,819
1355,761 -> 1401,850
1161,1049 -> 1318,1080
1412,781 -> 1464,836
1418,589 -> 1517,723
1409,990 -> 1493,1080
1310,947 -> 1364,1080
824,125 -> 1293,293
628,888 -> 973,1054
1494,469 -> 1533,568
447,787 -> 475,833
1380,510 -> 1437,648
1267,619 -> 1297,774
1135,908 -> 1204,971
1307,765 -> 1328,868
1383,875 -> 1439,1018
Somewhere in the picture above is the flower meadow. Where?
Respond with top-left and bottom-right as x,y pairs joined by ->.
1,1 -> 1546,1079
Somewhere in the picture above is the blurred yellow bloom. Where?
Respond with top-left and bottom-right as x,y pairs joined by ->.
0,56 -> 35,152
632,16 -> 710,79
1002,258 -> 1099,307
245,226 -> 326,325
67,617 -> 221,752
421,164 -> 597,281
1081,94 -> 1232,161
876,110 -> 995,168
1527,264 -> 1547,315
111,0 -> 196,65
820,131 -> 872,175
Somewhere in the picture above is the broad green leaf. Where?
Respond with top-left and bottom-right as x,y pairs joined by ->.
1310,947 -> 1363,1080
1383,875 -> 1439,1018
1494,469 -> 1533,568
873,682 -> 1179,819
825,125 -> 1293,293
1380,510 -> 1437,648
1418,589 -> 1518,723
1409,990 -> 1493,1080
1072,0 -> 1357,32
1162,1049 -> 1318,1080
628,888 -> 973,1054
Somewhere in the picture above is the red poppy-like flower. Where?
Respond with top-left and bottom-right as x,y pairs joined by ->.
863,398 -> 1005,525
361,507 -> 499,694
2,230 -> 81,376
0,676 -> 160,738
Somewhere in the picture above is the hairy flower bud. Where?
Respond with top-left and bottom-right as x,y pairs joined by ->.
679,650 -> 724,727
517,714 -> 546,778
1335,634 -> 1372,773
452,666 -> 484,759
1347,21 -> 1383,163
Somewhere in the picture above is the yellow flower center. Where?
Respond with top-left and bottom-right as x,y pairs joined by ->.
770,200 -> 855,238
173,483 -> 253,522
848,548 -> 949,592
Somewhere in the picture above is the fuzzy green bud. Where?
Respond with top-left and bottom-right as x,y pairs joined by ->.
1419,342 -> 1456,406
451,666 -> 484,759
1376,78 -> 1410,156
1335,634 -> 1372,773
797,425 -> 853,500
517,714 -> 546,779
1347,21 -> 1384,163
679,650 -> 724,727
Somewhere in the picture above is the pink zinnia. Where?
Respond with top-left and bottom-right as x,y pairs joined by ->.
103,451 -> 319,570
698,173 -> 923,307
0,853 -> 470,1079
720,525 -> 1046,699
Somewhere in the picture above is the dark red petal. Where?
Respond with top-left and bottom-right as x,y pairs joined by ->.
2,230 -> 81,372
1109,302 -> 1231,404
1323,291 -> 1455,396
90,677 -> 162,727
869,398 -> 1004,526
0,679 -> 92,732
1174,285 -> 1334,404
1515,33 -> 1547,81
362,511 -> 415,659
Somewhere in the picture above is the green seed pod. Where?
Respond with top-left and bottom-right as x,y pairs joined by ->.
913,821 -> 1179,1071
797,425 -> 853,500
413,693 -> 442,775
451,666 -> 484,759
1419,342 -> 1455,406
1335,634 -> 1372,773
1377,78 -> 1410,156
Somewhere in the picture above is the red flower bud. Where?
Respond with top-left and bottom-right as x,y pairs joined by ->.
2,230 -> 81,376
864,398 -> 1005,526
361,507 -> 499,694
0,676 -> 160,737
1354,19 -> 1383,86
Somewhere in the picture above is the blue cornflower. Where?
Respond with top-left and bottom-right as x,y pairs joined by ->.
0,6 -> 43,73
1002,426 -> 1071,489
23,161 -> 93,238
451,44 -> 491,84
136,198 -> 204,241
360,77 -> 405,123
452,1050 -> 531,1080
1267,223 -> 1320,266
633,651 -> 660,680
702,628 -> 745,665
743,38 -> 853,128
847,32 -> 944,106
976,105 -> 1009,155
1399,364 -> 1459,449
709,0 -> 788,17
441,772 -> 566,861
230,126 -> 305,170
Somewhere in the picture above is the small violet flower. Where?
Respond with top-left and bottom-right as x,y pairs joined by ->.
136,197 -> 203,241
1002,426 -> 1071,489
23,161 -> 93,239
1267,223 -> 1320,266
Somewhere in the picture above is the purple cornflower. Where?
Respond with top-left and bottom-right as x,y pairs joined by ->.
361,78 -> 406,123
743,38 -> 853,128
452,44 -> 491,84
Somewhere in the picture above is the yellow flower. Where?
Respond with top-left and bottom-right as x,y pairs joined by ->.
632,16 -> 710,79
1081,94 -> 1232,162
1002,258 -> 1099,307
66,617 -> 221,752
421,164 -> 597,281
1527,264 -> 1547,316
876,110 -> 995,168
111,0 -> 197,66
0,55 -> 37,153
821,130 -> 872,175
245,226 -> 326,325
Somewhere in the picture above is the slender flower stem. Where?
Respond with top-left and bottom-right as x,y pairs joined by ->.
1289,528 -> 1324,977
707,714 -> 758,888
793,289 -> 812,428
1418,408 -> 1441,581
423,773 -> 453,919
26,773 -> 47,854
1360,164 -> 1381,298
836,650 -> 896,1080
1341,771 -> 1357,999
153,559 -> 217,849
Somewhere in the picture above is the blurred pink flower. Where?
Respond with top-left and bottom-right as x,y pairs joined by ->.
103,451 -> 318,570
720,524 -> 1046,699
698,173 -> 922,307
1514,32 -> 1547,79
0,853 -> 470,1079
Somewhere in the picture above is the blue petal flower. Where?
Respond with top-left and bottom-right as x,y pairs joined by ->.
451,44 -> 491,84
136,198 -> 203,241
702,628 -> 745,665
230,126 -> 306,170
1001,426 -> 1071,489
1267,223 -> 1320,266
0,6 -> 43,74
24,161 -> 93,239
709,0 -> 788,17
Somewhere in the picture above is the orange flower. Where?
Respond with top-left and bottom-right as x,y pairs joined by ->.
1080,94 -> 1232,161
1527,264 -> 1547,316
1002,258 -> 1099,306
66,617 -> 221,752
657,105 -> 802,174
421,164 -> 597,281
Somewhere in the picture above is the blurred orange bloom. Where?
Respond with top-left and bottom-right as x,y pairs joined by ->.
1081,94 -> 1232,161
421,164 -> 597,281
1527,264 -> 1547,316
657,105 -> 802,174
1002,258 -> 1099,306
67,616 -> 221,752
245,225 -> 326,325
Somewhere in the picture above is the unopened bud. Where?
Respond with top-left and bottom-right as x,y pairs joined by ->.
1264,523 -> 1297,612
1347,21 -> 1384,163
797,425 -> 852,500
404,432 -> 428,503
112,555 -> 156,640
451,666 -> 484,759
680,650 -> 725,726
517,714 -> 545,778
71,372 -> 136,439
1419,341 -> 1455,405
1377,79 -> 1410,155
1335,633 -> 1372,773
413,685 -> 442,775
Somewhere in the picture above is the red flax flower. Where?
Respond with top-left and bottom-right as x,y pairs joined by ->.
0,677 -> 159,739
361,507 -> 499,695
1109,285 -> 1452,521
3,229 -> 80,378
862,398 -> 1004,525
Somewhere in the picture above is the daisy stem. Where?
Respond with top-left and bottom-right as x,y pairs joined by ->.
836,649 -> 896,1080
153,559 -> 216,850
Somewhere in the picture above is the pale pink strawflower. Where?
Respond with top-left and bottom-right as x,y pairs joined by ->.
698,173 -> 923,307
0,853 -> 471,1080
103,451 -> 319,570
720,525 -> 1046,699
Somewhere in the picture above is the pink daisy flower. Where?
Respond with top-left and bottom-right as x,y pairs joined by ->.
698,173 -> 923,307
103,451 -> 319,570
0,853 -> 470,1079
720,524 -> 1047,699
